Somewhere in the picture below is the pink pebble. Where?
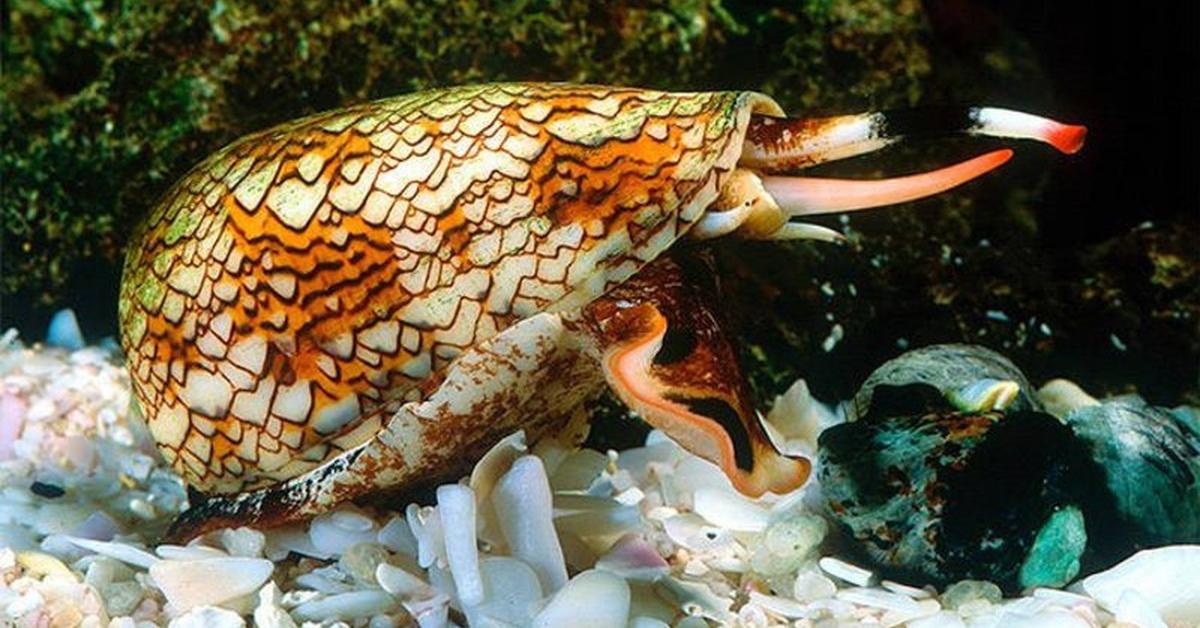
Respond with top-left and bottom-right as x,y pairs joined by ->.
0,393 -> 26,460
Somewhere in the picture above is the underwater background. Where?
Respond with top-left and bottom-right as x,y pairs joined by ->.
2,0 -> 1197,411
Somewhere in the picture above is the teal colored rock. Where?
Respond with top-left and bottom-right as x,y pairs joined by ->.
1066,400 -> 1200,548
1018,506 -> 1088,589
820,344 -> 1200,591
45,308 -> 84,351
818,408 -> 1104,591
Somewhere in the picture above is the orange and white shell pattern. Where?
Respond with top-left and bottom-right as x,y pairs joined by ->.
118,83 -> 782,494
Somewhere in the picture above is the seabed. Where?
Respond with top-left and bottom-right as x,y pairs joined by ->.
1,316 -> 1198,627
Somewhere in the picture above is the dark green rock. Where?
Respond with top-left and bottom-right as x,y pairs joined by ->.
1066,399 -> 1200,549
818,408 -> 1105,591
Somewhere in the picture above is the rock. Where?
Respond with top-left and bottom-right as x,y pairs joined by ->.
1078,545 -> 1200,626
0,393 -> 25,461
819,406 -> 1104,590
338,543 -> 391,585
747,591 -> 808,619
100,581 -> 143,616
751,514 -> 827,576
467,557 -> 543,625
662,514 -> 732,552
0,524 -> 37,551
291,590 -> 396,623
376,562 -> 429,598
65,537 -> 158,569
437,484 -> 483,606
657,577 -> 733,624
217,528 -> 265,558
531,569 -> 630,628
46,309 -> 84,351
376,516 -> 418,557
406,503 -> 445,570
908,611 -> 967,628
155,544 -> 227,560
149,557 -> 273,611
492,455 -> 567,593
548,448 -> 608,492
252,582 -> 297,628
14,550 -> 73,578
309,507 -> 378,557
594,534 -> 669,582
71,512 -> 121,541
940,580 -> 1002,610
84,557 -> 134,588
692,488 -> 769,533
1017,506 -> 1088,588
167,606 -> 245,628
818,557 -> 874,587
264,524 -> 329,560
1067,400 -> 1200,549
793,568 -> 837,602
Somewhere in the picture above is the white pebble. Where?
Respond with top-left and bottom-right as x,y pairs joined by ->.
376,564 -> 449,628
819,557 -> 874,587
747,591 -> 808,618
531,569 -> 630,628
376,562 -> 429,598
1079,545 -> 1200,626
1031,587 -> 1095,608
218,527 -> 265,558
793,568 -> 837,603
692,488 -> 769,532
309,507 -> 377,556
292,590 -> 395,623
84,557 -> 134,588
65,536 -> 159,569
167,606 -> 245,628
155,544 -> 227,560
836,587 -> 922,613
405,595 -> 450,628
492,455 -> 567,592
406,503 -> 445,569
907,611 -> 967,628
662,513 -> 732,552
264,524 -> 329,560
149,557 -> 273,611
436,484 -> 483,606
883,579 -> 933,599
376,516 -> 418,556
881,598 -> 941,626
467,557 -> 543,626
253,582 -> 297,628
293,575 -> 350,597
1115,589 -> 1168,628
